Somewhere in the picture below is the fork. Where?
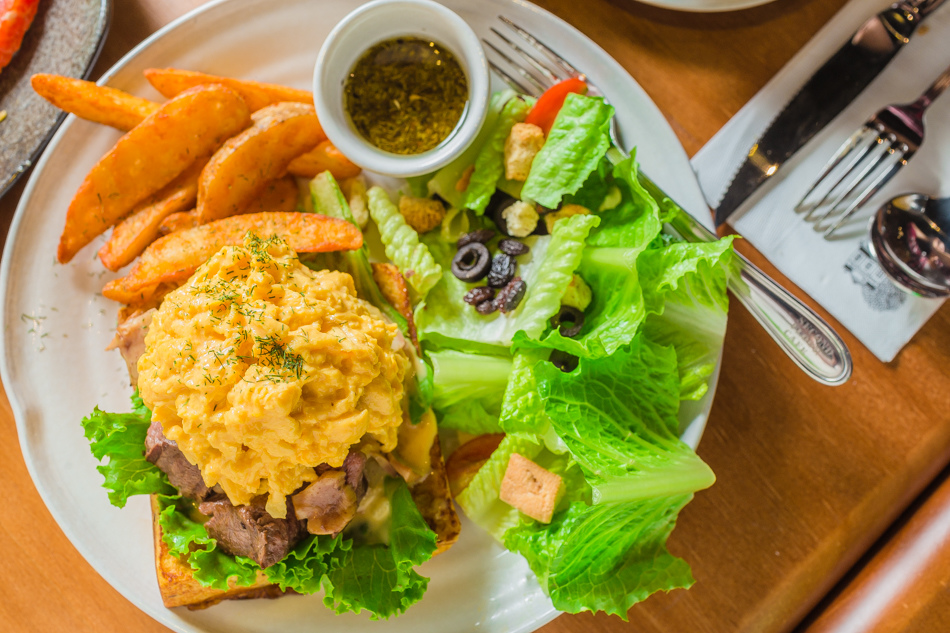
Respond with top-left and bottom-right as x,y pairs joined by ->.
485,17 -> 852,386
795,63 -> 950,237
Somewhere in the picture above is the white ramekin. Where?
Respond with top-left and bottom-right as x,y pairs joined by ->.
313,0 -> 490,178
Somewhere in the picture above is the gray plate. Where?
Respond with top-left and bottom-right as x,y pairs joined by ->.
0,0 -> 111,197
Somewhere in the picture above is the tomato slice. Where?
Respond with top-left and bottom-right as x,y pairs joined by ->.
524,77 -> 588,136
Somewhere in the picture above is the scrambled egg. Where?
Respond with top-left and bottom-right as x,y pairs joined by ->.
137,234 -> 410,518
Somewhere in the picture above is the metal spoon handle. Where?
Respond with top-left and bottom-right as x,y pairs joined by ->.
643,175 -> 853,386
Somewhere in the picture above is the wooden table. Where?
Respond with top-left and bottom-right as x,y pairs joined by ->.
2,0 -> 949,631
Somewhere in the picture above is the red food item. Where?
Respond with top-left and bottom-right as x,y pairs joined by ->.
0,0 -> 40,74
524,76 -> 588,137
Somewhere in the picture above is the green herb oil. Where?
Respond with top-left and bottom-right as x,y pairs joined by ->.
344,36 -> 468,155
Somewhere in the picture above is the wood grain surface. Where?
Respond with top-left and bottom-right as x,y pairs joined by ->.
800,464 -> 950,633
1,1 -> 949,632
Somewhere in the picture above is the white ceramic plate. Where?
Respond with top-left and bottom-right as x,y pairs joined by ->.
635,0 -> 777,12
0,0 -> 720,631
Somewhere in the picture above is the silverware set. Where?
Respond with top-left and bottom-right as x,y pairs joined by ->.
482,17 -> 853,386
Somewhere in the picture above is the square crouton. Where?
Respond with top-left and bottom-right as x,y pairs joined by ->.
504,122 -> 545,181
499,453 -> 563,523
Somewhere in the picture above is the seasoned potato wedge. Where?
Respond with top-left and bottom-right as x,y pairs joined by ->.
371,262 -> 418,349
144,67 -> 312,112
445,434 -> 506,498
158,210 -> 198,236
158,175 -> 298,236
101,212 -> 362,301
98,157 -> 207,271
31,74 -> 159,131
57,84 -> 251,263
196,103 -> 323,224
287,139 -> 362,180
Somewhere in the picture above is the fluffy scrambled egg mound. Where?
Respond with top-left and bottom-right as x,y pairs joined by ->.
137,234 -> 409,518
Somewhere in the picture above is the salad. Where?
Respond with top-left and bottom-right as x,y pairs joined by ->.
81,78 -> 734,620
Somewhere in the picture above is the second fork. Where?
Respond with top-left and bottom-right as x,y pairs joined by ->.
795,62 -> 950,237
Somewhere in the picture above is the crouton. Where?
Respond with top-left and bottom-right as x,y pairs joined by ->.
499,453 -> 563,523
398,195 -> 446,234
562,274 -> 593,311
504,122 -> 545,181
501,200 -> 539,237
544,203 -> 590,234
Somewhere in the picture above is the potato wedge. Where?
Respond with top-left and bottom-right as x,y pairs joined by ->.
157,176 -> 298,237
245,174 -> 299,214
98,157 -> 207,271
158,210 -> 198,236
371,262 -> 418,350
31,74 -> 159,131
445,434 -> 506,498
196,103 -> 322,223
101,212 -> 362,301
287,139 -> 362,180
144,68 -> 312,112
57,84 -> 252,263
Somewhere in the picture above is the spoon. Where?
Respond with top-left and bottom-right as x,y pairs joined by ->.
869,193 -> 950,298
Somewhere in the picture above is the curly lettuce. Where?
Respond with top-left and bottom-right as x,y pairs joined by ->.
81,392 -> 173,507
368,186 -> 443,296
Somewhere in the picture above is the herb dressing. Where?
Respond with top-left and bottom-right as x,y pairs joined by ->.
344,36 -> 468,155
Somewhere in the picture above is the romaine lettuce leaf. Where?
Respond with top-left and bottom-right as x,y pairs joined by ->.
522,94 -> 614,208
367,186 -> 443,296
462,96 -> 530,214
81,392 -> 174,508
416,213 -> 599,350
536,335 -> 715,504
503,495 -> 695,618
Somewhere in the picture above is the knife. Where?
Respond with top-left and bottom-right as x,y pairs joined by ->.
713,0 -> 947,227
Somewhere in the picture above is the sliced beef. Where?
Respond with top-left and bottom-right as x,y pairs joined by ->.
199,496 -> 305,569
105,308 -> 155,385
144,419 -> 217,501
342,450 -> 367,501
292,450 -> 368,536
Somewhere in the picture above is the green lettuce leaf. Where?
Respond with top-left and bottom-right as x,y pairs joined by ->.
511,154 -> 661,359
503,495 -> 695,618
157,494 -> 261,590
522,94 -> 614,208
368,186 -> 443,296
267,477 -> 438,620
416,213 -> 599,351
462,96 -> 531,214
81,392 -> 174,508
536,335 -> 715,504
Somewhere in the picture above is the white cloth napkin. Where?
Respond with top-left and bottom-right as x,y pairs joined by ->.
691,0 -> 949,362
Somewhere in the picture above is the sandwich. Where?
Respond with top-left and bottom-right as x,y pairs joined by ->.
86,232 -> 459,616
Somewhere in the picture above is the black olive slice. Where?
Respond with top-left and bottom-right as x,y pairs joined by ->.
549,350 -> 579,373
451,243 -> 491,282
550,305 -> 585,338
